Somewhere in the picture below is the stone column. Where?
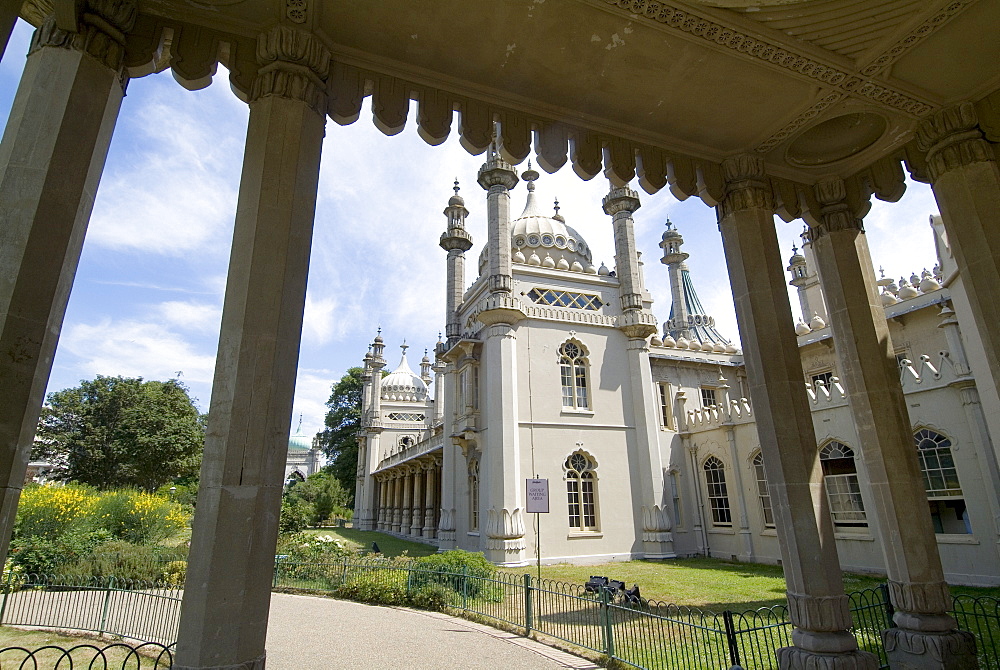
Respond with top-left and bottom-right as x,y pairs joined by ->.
401,467 -> 413,536
808,178 -> 978,668
391,472 -> 403,532
174,27 -> 329,670
917,103 -> 1000,455
0,2 -> 135,566
603,186 -> 673,559
410,465 -> 424,536
0,0 -> 19,63
423,464 -> 437,537
716,155 -> 876,669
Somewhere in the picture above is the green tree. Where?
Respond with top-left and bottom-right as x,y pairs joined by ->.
285,470 -> 352,523
33,376 -> 205,491
315,367 -> 364,502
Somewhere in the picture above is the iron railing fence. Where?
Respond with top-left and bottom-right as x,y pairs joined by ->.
0,560 -> 996,670
274,559 -> 999,670
0,573 -> 181,646
0,641 -> 173,668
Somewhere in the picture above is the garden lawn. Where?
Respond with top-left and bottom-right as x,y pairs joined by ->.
0,627 -> 170,667
300,528 -> 438,557
505,558 -> 1000,611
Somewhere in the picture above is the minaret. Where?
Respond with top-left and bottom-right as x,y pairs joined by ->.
602,183 -> 672,560
791,227 -> 828,323
660,220 -> 692,340
477,144 -> 519,295
356,330 -> 387,531
440,180 -> 473,348
420,349 -> 432,386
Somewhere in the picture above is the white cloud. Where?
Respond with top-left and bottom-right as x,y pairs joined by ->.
158,300 -> 223,335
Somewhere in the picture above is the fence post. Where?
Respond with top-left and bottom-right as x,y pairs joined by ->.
455,565 -> 464,610
0,565 -> 13,624
98,576 -> 114,636
880,582 -> 895,628
523,573 -> 532,636
723,610 -> 741,669
600,586 -> 615,659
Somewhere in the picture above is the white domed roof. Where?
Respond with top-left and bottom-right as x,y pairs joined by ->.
510,172 -> 593,270
380,346 -> 428,402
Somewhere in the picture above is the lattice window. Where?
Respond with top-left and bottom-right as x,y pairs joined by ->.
565,451 -> 598,531
527,288 -> 602,310
820,441 -> 867,527
752,452 -> 774,528
469,459 -> 480,532
914,429 -> 963,498
559,341 -> 589,410
703,456 -> 731,525
388,412 -> 425,422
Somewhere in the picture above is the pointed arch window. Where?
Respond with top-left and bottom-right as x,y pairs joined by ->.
565,451 -> 598,531
559,341 -> 589,410
820,441 -> 867,527
914,429 -> 970,534
703,456 -> 731,526
751,451 -> 774,528
468,459 -> 480,532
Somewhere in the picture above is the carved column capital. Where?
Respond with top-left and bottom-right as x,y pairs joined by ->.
30,0 -> 137,74
601,185 -> 641,217
786,591 -> 854,632
719,154 -> 773,219
251,26 -> 331,115
810,178 -> 863,240
916,102 -> 994,182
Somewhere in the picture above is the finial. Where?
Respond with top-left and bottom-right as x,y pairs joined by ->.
297,414 -> 303,432
453,178 -> 460,196
437,331 -> 443,343
425,348 -> 428,357
554,198 -> 560,215
791,244 -> 798,255
879,266 -> 885,278
665,218 -> 673,230
523,160 -> 539,192
400,341 -> 408,355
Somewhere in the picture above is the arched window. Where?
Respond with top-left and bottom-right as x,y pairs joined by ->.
819,441 -> 867,527
703,456 -> 731,526
559,341 -> 589,410
914,429 -> 969,534
565,451 -> 598,531
468,459 -> 480,532
751,452 -> 774,528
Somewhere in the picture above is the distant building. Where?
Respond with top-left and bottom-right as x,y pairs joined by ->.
284,417 -> 322,484
352,166 -> 1000,586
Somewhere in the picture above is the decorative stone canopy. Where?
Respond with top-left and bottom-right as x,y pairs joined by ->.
26,0 -> 996,226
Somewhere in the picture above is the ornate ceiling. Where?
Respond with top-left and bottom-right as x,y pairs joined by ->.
20,0 -> 1000,220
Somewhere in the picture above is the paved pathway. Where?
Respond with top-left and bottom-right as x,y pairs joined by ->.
266,593 -> 601,669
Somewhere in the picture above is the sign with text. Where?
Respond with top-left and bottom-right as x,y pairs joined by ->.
526,479 -> 549,513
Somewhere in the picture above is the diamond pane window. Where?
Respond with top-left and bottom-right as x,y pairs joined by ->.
387,412 -> 425,422
527,288 -> 602,311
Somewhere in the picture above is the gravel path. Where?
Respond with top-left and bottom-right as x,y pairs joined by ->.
265,593 -> 601,669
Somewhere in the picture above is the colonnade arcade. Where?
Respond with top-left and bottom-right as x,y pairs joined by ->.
373,456 -> 442,539
0,1 -> 998,669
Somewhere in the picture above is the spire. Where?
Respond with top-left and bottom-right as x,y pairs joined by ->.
552,197 -> 564,222
660,219 -> 734,349
441,179 -> 474,347
517,161 -> 542,218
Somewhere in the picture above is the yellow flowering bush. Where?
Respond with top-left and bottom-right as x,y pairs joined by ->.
91,490 -> 190,545
14,483 -> 96,539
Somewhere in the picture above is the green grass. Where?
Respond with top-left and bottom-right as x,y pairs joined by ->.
505,558 -> 1000,611
299,528 -> 439,557
0,626 -> 170,667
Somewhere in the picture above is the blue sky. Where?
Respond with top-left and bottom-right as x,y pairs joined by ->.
0,20 -> 943,439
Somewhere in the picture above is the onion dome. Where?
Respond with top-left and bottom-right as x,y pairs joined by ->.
809,312 -> 827,330
898,278 -> 919,300
380,344 -> 429,402
663,335 -> 676,347
725,343 -> 739,354
881,288 -> 900,307
919,268 -> 941,292
650,334 -> 663,347
510,166 -> 593,270
288,416 -> 312,453
448,178 -> 464,207
795,320 -> 811,336
598,262 -> 610,276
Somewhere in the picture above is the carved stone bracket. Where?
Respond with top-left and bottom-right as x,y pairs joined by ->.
719,154 -> 773,219
916,103 -> 995,182
30,0 -> 137,75
251,25 -> 330,115
810,178 -> 864,240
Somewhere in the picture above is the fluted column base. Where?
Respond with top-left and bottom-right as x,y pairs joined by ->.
883,629 -> 978,669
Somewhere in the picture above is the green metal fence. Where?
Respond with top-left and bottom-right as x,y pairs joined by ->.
273,559 -> 999,670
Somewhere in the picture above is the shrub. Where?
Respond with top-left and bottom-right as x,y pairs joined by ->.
8,530 -> 111,576
413,550 -> 497,600
161,560 -> 187,587
90,490 -> 189,544
408,583 -> 451,611
279,497 -> 313,534
59,540 -> 165,582
334,571 -> 407,606
14,484 -> 96,539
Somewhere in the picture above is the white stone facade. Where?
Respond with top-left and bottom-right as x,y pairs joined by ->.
354,169 -> 1000,585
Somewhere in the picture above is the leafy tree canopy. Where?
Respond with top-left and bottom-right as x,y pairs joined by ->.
315,367 -> 365,502
33,376 -> 205,492
284,470 -> 352,524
